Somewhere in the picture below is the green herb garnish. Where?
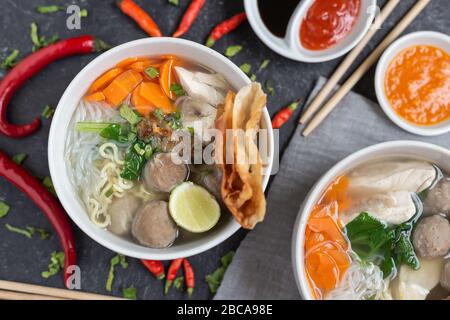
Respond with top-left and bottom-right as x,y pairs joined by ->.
5,224 -> 33,238
122,286 -> 137,300
120,141 -> 148,181
250,74 -> 257,82
170,83 -> 185,97
4,224 -> 49,239
265,80 -> 275,95
205,251 -> 235,294
0,201 -> 10,218
154,109 -> 165,121
173,276 -> 184,291
106,254 -> 128,292
79,9 -> 88,18
165,111 -> 182,130
42,251 -> 64,279
76,122 -> 113,133
224,45 -> 242,58
12,153 -> 27,165
36,5 -> 64,13
27,226 -> 51,239
30,22 -> 58,52
1,49 -> 20,69
258,59 -> 270,71
144,66 -> 160,79
43,176 -> 57,197
168,0 -> 180,6
41,105 -> 55,119
239,63 -> 251,75
120,104 -> 141,125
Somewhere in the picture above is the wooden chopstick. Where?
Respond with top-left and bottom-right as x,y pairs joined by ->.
302,0 -> 432,137
0,289 -> 68,300
0,280 -> 125,300
299,0 -> 401,124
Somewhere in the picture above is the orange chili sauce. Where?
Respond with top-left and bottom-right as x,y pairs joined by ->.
304,176 -> 351,300
385,45 -> 450,126
300,0 -> 361,51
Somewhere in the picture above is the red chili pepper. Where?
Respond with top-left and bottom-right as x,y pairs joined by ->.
141,259 -> 165,280
164,258 -> 184,294
206,12 -> 247,47
0,151 -> 76,287
117,0 -> 162,37
271,99 -> 302,129
172,0 -> 206,38
0,35 -> 110,138
183,259 -> 195,298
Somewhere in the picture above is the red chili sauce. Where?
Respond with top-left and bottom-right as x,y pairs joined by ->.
300,0 -> 361,51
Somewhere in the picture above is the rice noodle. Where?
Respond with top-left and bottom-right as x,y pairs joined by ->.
325,261 -> 391,300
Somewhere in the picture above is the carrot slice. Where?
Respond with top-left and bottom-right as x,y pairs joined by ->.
159,59 -> 176,100
129,60 -> 154,73
84,91 -> 106,102
88,68 -> 124,93
138,82 -> 175,113
102,70 -> 143,107
116,57 -> 147,69
132,84 -> 155,116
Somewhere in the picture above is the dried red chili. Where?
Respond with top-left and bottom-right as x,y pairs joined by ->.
0,151 -> 76,287
183,259 -> 195,298
141,259 -> 165,280
0,35 -> 110,138
206,12 -> 247,47
117,0 -> 162,37
173,0 -> 206,38
164,258 -> 184,294
271,99 -> 301,129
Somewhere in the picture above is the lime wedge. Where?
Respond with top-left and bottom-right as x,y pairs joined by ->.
169,182 -> 221,233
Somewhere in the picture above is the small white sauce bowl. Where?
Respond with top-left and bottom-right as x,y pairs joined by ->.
291,141 -> 450,300
375,31 -> 450,136
48,38 -> 274,260
244,0 -> 376,62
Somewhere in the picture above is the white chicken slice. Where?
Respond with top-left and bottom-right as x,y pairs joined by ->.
175,67 -> 230,107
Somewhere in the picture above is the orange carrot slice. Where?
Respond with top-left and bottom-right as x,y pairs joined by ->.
138,82 -> 175,113
84,91 -> 106,102
132,84 -> 155,116
160,59 -> 176,100
88,68 -> 124,93
102,70 -> 143,107
129,60 -> 154,73
116,57 -> 147,69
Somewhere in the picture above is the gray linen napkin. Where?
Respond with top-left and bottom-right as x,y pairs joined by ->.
215,77 -> 450,300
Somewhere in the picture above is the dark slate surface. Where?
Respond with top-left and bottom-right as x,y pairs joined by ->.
0,0 -> 448,300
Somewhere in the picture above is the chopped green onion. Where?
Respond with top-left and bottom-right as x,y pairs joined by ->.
36,5 -> 64,13
250,74 -> 257,82
144,145 -> 153,159
79,9 -> 88,18
265,80 -> 275,95
154,109 -> 165,121
239,63 -> 251,75
205,251 -> 235,294
225,45 -> 242,58
170,83 -> 185,97
168,0 -> 180,6
105,188 -> 114,198
0,201 -> 10,218
43,176 -> 57,197
42,251 -> 64,279
173,276 -> 184,291
106,254 -> 128,292
122,286 -> 137,300
134,143 -> 146,156
76,122 -> 113,133
258,59 -> 270,71
12,153 -> 27,165
30,23 -> 41,51
26,226 -> 51,239
41,105 -> 55,119
144,66 -> 160,79
128,132 -> 137,142
1,49 -> 20,70
120,104 -> 141,125
5,224 -> 33,238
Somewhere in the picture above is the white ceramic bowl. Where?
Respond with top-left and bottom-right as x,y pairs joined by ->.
244,0 -> 376,62
375,31 -> 450,136
48,37 -> 274,260
291,140 -> 450,300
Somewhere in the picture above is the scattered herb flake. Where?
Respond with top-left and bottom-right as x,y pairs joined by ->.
0,202 -> 10,218
168,0 -> 180,6
42,176 -> 57,197
239,63 -> 251,75
120,104 -> 141,125
36,5 -> 64,13
259,59 -> 270,71
1,49 -> 20,70
265,80 -> 275,95
205,251 -> 235,294
170,83 -> 185,97
154,109 -> 165,121
224,45 -> 242,58
12,153 -> 27,165
27,226 -> 51,239
79,9 -> 88,18
144,66 -> 160,79
106,254 -> 128,292
250,74 -> 257,82
30,22 -> 58,52
42,251 -> 64,279
122,286 -> 137,300
41,105 -> 55,119
5,223 -> 33,238
173,276 -> 184,291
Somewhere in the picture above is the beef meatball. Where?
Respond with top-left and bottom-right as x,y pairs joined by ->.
413,215 -> 450,259
132,200 -> 178,248
142,153 -> 188,193
424,179 -> 450,218
107,194 -> 141,236
441,260 -> 450,292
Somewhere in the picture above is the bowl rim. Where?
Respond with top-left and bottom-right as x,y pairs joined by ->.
375,31 -> 450,136
244,0 -> 376,62
291,140 -> 450,300
48,37 -> 274,260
